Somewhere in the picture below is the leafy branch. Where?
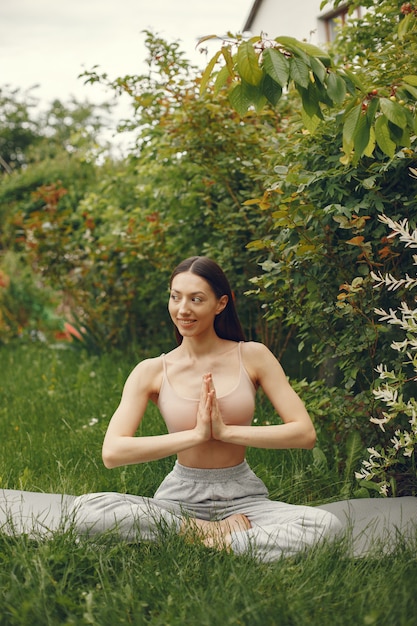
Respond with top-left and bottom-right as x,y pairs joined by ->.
199,6 -> 417,164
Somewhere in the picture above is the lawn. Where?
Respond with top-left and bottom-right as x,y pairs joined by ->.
0,343 -> 416,626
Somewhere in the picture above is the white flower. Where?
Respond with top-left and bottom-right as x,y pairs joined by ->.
82,418 -> 99,429
391,436 -> 401,451
379,483 -> 389,496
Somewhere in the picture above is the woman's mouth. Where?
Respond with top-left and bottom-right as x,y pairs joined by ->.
177,319 -> 196,327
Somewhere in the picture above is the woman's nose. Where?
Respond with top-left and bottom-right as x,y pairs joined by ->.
178,298 -> 190,314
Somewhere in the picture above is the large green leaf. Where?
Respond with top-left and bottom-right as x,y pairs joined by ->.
341,68 -> 365,92
403,74 -> 417,87
262,48 -> 290,87
229,80 -> 266,115
213,64 -> 230,94
398,12 -> 415,40
301,109 -> 321,133
366,97 -> 379,124
379,98 -> 407,129
289,57 -> 310,89
402,82 -> 417,100
236,41 -> 263,86
353,112 -> 371,159
297,84 -> 323,120
326,72 -> 346,105
375,115 -> 396,158
275,36 -> 330,66
199,50 -> 221,95
221,45 -> 235,76
228,83 -> 250,116
261,73 -> 282,106
343,103 -> 362,149
309,56 -> 327,84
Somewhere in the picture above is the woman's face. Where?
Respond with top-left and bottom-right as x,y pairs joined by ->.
168,271 -> 227,339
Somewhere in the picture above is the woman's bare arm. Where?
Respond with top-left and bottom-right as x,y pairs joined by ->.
102,358 -> 211,468
210,342 -> 316,450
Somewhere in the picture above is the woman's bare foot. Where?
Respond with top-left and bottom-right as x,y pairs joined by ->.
219,514 -> 251,550
180,514 -> 251,551
220,514 -> 251,535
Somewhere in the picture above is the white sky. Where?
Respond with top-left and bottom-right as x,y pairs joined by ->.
1,0 -> 254,109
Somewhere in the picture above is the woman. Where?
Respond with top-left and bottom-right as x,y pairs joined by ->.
71,256 -> 342,562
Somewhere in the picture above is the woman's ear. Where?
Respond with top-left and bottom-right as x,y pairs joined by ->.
216,295 -> 228,315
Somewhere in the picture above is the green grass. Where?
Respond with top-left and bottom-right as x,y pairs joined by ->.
1,343 -> 416,626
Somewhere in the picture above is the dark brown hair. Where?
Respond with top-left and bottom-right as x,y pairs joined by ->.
169,256 -> 245,345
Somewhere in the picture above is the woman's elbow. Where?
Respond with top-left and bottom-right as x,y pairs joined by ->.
304,425 -> 317,449
102,444 -> 119,469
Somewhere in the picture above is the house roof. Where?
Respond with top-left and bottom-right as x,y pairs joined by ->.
242,0 -> 263,32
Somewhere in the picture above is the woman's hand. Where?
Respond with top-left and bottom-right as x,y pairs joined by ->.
203,373 -> 229,442
195,374 -> 215,442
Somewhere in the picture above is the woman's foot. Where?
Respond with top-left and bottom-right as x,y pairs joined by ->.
181,514 -> 251,551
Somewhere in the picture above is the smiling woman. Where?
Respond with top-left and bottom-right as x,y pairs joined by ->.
63,255 -> 342,562
168,256 -> 245,346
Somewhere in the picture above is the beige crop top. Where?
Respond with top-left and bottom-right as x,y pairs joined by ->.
157,342 -> 256,433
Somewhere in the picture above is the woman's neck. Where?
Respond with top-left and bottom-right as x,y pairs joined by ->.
178,334 -> 230,359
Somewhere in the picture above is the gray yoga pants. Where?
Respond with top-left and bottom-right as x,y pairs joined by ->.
70,460 -> 343,562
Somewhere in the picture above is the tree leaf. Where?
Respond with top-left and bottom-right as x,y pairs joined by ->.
275,36 -> 330,66
346,236 -> 365,246
366,97 -> 379,124
343,103 -> 361,150
229,83 -> 250,116
403,74 -> 417,87
196,34 -> 218,47
398,12 -> 414,40
262,48 -> 289,87
341,68 -> 365,91
297,84 -> 323,120
353,112 -> 371,159
310,56 -> 327,84
261,73 -> 282,106
228,80 -> 265,115
402,82 -> 417,99
289,57 -> 310,89
236,41 -> 263,86
379,98 -> 407,129
363,125 -> 376,157
293,40 -> 331,66
221,45 -> 235,76
213,64 -> 230,94
375,115 -> 396,158
326,72 -> 346,104
301,109 -> 321,133
199,50 -> 221,95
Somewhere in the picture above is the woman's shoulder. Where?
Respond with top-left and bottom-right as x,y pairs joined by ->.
125,354 -> 165,393
241,340 -> 273,359
132,354 -> 164,371
240,341 -> 277,381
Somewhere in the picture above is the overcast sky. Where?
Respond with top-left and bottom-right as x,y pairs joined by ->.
1,0 -> 254,109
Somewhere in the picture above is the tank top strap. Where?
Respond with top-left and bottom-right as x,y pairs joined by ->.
238,341 -> 244,363
160,353 -> 167,375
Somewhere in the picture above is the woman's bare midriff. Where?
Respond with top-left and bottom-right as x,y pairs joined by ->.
177,440 -> 246,469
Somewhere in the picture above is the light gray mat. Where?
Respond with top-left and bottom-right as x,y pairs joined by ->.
1,489 -> 416,556
317,497 -> 417,557
0,489 -> 76,537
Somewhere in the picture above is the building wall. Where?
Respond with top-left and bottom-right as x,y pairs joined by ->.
242,0 -> 346,45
